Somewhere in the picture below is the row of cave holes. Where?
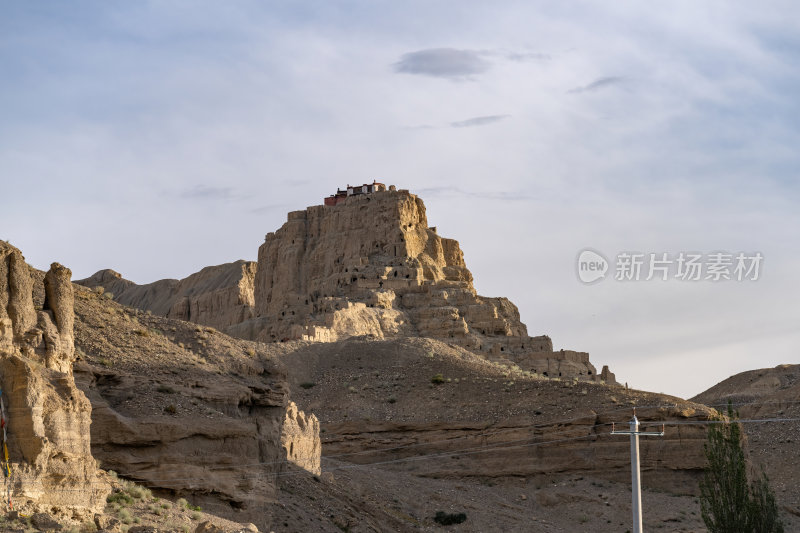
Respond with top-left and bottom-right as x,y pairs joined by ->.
280,297 -> 314,315
343,266 -> 409,279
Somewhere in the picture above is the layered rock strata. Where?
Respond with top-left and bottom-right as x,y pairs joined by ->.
281,338 -> 710,496
70,290 -> 321,531
0,241 -> 109,516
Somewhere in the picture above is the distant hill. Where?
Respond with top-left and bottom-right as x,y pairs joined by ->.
692,363 -> 800,412
76,260 -> 257,332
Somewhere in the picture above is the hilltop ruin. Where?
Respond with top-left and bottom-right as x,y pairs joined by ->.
80,185 -> 615,383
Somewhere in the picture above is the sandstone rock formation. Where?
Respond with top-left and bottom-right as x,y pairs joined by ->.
78,188 -> 613,383
0,241 -> 109,516
281,401 -> 321,475
248,188 -> 608,382
76,261 -> 257,334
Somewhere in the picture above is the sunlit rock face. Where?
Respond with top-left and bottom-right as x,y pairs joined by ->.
0,241 -> 110,517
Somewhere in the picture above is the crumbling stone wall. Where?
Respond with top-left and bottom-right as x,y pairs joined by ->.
281,401 -> 321,475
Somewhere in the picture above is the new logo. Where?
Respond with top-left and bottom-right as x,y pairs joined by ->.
577,249 -> 609,284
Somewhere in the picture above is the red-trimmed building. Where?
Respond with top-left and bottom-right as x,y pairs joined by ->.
324,180 -> 387,206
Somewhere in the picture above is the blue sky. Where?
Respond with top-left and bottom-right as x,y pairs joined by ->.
1,1 -> 798,398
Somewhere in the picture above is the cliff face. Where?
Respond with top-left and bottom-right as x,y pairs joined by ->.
77,261 -> 257,333
0,241 -> 109,516
70,287 -> 320,531
251,189 -> 606,382
255,190 -> 473,319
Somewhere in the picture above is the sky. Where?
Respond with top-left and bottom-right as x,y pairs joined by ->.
1,1 -> 798,399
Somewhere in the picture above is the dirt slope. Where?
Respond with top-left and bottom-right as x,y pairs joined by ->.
265,338 -> 721,532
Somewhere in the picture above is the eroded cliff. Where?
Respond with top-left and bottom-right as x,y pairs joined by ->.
78,188 -> 612,383
248,189 -> 608,382
69,286 -> 320,531
0,241 -> 109,517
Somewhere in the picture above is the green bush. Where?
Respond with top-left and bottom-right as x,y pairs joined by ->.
107,491 -> 134,506
127,485 -> 152,500
700,402 -> 784,533
118,508 -> 133,524
431,374 -> 445,385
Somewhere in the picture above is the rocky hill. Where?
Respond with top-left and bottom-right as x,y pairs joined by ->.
76,261 -> 257,333
81,187 -> 614,384
692,363 -> 800,408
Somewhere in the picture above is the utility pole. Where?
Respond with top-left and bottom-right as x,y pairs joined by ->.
611,409 -> 664,533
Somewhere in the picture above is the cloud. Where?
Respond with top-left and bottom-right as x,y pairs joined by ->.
567,76 -> 626,94
393,48 -> 490,79
503,51 -> 551,62
450,114 -> 510,128
180,185 -> 235,200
